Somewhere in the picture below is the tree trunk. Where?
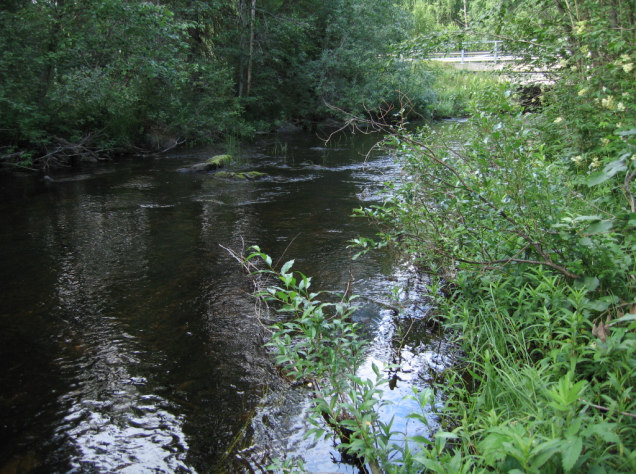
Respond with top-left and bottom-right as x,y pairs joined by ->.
463,0 -> 469,28
246,0 -> 256,96
237,0 -> 248,97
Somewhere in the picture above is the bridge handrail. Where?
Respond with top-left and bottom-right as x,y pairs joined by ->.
425,40 -> 505,64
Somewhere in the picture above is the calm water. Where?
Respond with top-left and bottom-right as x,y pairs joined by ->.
0,131 -> 449,473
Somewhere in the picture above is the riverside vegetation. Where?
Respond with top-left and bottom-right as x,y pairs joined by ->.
0,0 -> 527,170
3,0 -> 634,472
236,1 -> 635,472
0,0 -> 433,169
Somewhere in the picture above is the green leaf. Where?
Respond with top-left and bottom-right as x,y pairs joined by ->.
586,172 -> 609,186
435,431 -> 458,440
280,259 -> 294,275
371,362 -> 380,377
587,299 -> 610,312
603,158 -> 628,177
409,435 -> 432,445
414,456 -> 445,472
611,313 -> 636,325
530,439 -> 562,470
561,436 -> 582,472
582,422 -> 620,443
585,220 -> 613,234
575,276 -> 599,291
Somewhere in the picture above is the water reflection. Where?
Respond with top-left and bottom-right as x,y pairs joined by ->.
0,130 -> 445,473
57,370 -> 191,473
246,267 -> 452,472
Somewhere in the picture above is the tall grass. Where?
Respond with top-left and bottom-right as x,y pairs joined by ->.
426,63 -> 500,118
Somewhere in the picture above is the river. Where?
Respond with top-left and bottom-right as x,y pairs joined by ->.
0,130 -> 452,473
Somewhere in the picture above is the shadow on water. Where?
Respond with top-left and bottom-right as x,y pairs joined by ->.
0,129 -> 453,473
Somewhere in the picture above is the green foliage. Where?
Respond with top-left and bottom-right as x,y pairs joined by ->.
0,0 -> 243,166
245,249 -> 383,466
435,268 -> 636,472
239,0 -> 433,121
425,63 -> 499,117
307,0 -> 420,117
245,247 -> 441,472
409,0 -> 465,33
236,3 -> 636,468
1,0 -> 435,166
352,90 -> 635,470
347,0 -> 636,471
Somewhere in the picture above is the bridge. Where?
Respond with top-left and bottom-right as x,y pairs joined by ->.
426,40 -> 515,71
423,40 -> 553,83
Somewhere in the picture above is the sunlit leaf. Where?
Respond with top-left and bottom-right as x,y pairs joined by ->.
280,259 -> 294,275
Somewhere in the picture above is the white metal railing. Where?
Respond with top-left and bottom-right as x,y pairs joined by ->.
427,40 -> 505,64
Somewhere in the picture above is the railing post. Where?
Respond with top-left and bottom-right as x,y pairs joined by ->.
461,48 -> 465,64
494,41 -> 499,65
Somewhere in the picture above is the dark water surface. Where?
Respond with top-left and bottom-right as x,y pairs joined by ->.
1,132 -> 447,473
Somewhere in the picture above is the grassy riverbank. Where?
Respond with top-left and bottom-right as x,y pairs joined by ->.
240,42 -> 635,474
220,1 -> 635,471
350,27 -> 635,474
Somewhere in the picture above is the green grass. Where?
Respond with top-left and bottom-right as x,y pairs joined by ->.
426,62 -> 501,118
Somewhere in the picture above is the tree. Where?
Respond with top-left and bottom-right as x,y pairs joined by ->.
1,0 -> 430,167
0,0 -> 242,167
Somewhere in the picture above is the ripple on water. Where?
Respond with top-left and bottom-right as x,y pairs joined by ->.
139,203 -> 177,209
58,393 -> 192,473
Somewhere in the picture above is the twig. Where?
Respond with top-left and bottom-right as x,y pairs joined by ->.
625,168 -> 635,213
579,399 -> 636,419
159,138 -> 185,154
274,232 -> 301,270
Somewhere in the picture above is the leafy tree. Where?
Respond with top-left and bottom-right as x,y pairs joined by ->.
232,0 -> 430,122
0,0 -> 241,167
308,0 -> 416,116
1,0 -> 432,167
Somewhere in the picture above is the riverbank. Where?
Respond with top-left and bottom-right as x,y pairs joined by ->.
347,66 -> 635,470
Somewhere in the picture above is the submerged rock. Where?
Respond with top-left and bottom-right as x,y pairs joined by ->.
215,171 -> 267,180
179,154 -> 234,173
277,122 -> 302,134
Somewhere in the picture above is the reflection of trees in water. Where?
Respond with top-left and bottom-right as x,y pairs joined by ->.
42,191 -> 191,471
1,133 -> 409,471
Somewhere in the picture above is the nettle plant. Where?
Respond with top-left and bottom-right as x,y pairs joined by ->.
440,265 -> 636,472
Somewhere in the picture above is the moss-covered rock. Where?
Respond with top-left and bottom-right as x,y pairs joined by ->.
214,171 -> 235,179
241,171 -> 267,180
206,154 -> 233,168
179,154 -> 234,173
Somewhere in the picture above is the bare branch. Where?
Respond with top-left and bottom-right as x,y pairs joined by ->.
579,399 -> 636,419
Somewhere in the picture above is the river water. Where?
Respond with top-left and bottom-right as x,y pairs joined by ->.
0,131 -> 451,473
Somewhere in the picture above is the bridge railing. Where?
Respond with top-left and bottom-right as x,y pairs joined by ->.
426,40 -> 506,64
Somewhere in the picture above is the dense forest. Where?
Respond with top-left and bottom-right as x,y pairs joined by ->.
0,0 -> 417,168
0,0 -> 521,169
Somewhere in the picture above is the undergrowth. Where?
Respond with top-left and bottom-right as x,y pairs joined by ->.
427,62 -> 500,118
346,16 -> 636,469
